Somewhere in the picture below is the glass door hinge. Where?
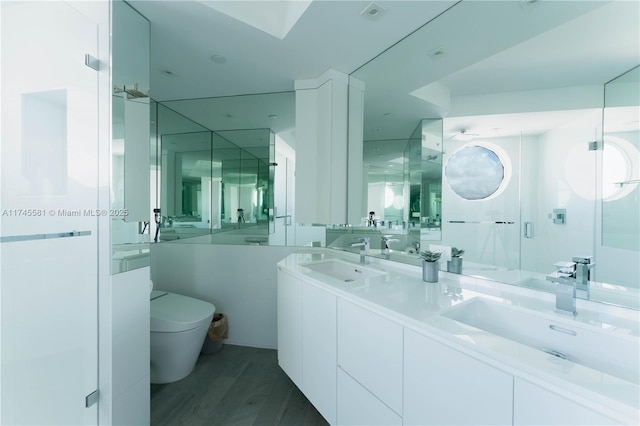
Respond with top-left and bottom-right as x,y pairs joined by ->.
84,54 -> 100,71
85,390 -> 99,408
588,141 -> 601,151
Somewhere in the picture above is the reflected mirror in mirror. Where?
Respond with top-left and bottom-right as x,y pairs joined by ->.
157,107 -> 276,244
329,117 -> 443,258
154,93 -> 294,246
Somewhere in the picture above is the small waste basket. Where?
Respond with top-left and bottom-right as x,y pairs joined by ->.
201,313 -> 228,354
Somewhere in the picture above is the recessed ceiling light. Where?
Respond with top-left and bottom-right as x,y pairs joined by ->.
519,0 -> 542,12
268,114 -> 278,119
361,2 -> 386,20
428,46 -> 447,59
210,55 -> 227,64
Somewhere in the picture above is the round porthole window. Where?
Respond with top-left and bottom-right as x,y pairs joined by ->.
445,144 -> 511,200
565,136 -> 639,201
602,136 -> 639,201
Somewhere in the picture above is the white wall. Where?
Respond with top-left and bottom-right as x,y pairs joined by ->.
150,243 -> 305,349
111,267 -> 150,425
521,125 -> 598,275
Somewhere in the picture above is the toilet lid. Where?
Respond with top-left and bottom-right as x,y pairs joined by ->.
151,291 -> 216,332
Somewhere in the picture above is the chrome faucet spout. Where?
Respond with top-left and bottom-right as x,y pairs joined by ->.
546,257 -> 594,315
381,235 -> 399,260
554,278 -> 577,316
572,255 -> 595,286
350,238 -> 371,264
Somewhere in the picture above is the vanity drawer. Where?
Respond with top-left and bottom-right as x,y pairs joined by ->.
337,367 -> 402,426
337,298 -> 403,415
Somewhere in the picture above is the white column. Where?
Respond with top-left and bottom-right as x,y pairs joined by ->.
295,70 -> 363,225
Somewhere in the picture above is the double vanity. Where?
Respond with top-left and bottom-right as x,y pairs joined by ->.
277,250 -> 639,425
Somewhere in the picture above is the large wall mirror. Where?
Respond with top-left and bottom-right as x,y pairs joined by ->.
153,92 -> 294,245
346,1 -> 639,307
111,0 -> 150,274
327,117 -> 443,257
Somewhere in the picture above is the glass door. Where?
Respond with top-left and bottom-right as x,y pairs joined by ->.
1,2 -> 101,423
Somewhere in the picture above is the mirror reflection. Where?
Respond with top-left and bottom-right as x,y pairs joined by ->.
111,0 -> 150,274
155,97 -> 286,245
602,66 -> 640,254
328,118 -> 443,259
159,127 -> 275,244
346,0 -> 639,306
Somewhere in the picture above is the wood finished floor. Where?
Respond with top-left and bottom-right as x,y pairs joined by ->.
150,344 -> 329,426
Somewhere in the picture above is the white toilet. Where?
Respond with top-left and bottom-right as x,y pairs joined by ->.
150,290 -> 216,384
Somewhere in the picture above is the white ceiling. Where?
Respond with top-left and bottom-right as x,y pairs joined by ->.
130,0 -> 457,101
130,0 -> 639,144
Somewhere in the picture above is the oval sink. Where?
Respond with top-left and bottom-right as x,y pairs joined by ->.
441,298 -> 639,384
301,259 -> 386,282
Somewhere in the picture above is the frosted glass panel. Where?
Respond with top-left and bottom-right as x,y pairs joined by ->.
21,90 -> 68,196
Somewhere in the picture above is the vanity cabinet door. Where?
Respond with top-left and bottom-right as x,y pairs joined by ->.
277,268 -> 302,388
337,298 -> 403,415
513,378 -> 620,425
403,328 -> 513,425
301,281 -> 337,424
337,367 -> 402,426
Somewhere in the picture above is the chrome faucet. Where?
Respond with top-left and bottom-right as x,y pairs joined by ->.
573,256 -> 596,287
350,237 -> 371,264
546,256 -> 595,315
554,277 -> 577,316
381,235 -> 399,260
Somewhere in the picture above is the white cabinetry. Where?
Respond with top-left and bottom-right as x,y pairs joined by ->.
302,280 -> 337,424
337,298 -> 403,416
513,378 -> 619,426
337,368 -> 402,426
277,258 -> 628,426
404,328 -> 513,425
277,269 -> 302,387
278,268 -> 337,423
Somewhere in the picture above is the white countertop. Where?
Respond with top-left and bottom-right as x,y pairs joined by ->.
278,250 -> 640,424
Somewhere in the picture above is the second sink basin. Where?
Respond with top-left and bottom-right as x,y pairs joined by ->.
301,259 -> 386,282
442,298 -> 639,384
